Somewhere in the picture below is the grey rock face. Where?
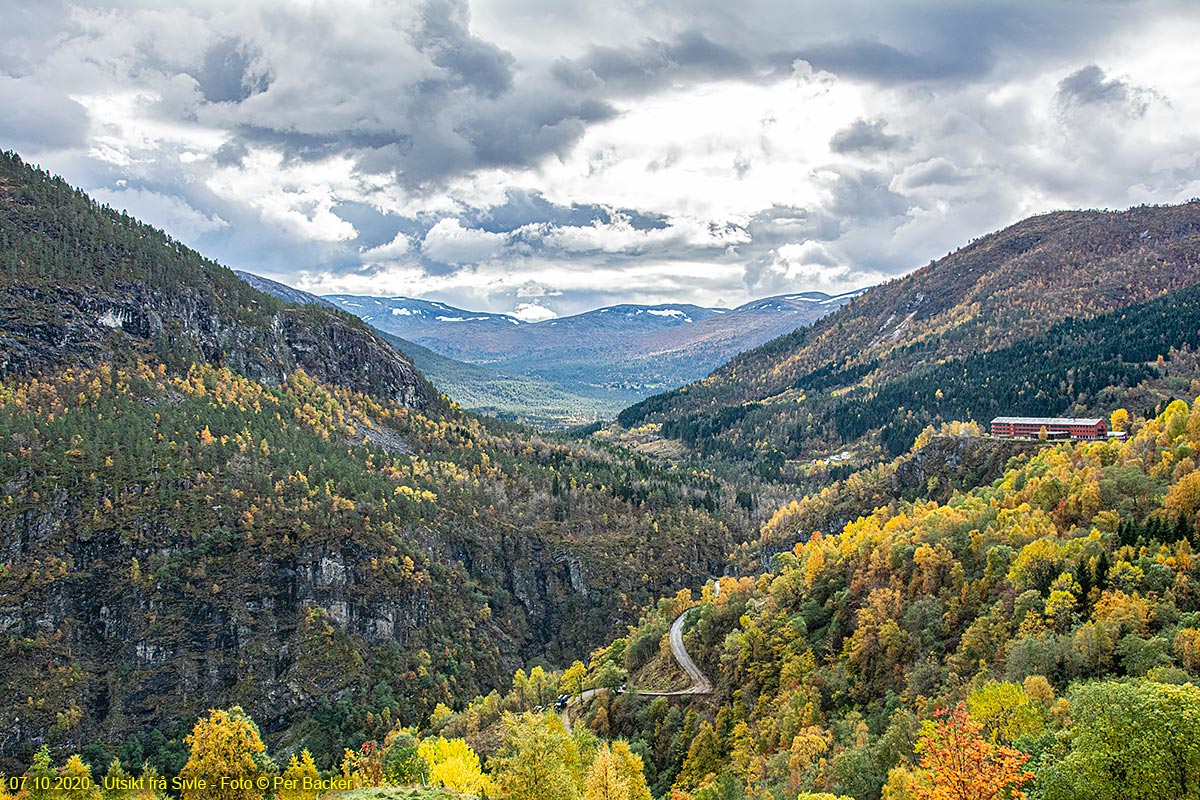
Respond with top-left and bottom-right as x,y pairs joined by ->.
0,281 -> 434,410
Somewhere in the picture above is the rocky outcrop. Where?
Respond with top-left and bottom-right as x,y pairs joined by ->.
749,435 -> 1042,570
0,281 -> 435,409
891,435 -> 1037,503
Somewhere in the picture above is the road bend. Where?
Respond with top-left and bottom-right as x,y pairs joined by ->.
561,605 -> 711,731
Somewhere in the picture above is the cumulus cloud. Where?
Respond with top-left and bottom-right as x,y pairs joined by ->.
829,118 -> 907,154
744,239 -> 889,296
90,186 -> 229,240
2,0 -> 1199,315
422,218 -> 509,265
193,37 -> 271,104
516,282 -> 562,297
551,30 -> 753,96
512,301 -> 557,321
532,211 -> 749,255
361,231 -> 415,262
1056,64 -> 1153,117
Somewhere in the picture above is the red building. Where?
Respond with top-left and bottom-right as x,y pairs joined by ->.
990,416 -> 1108,440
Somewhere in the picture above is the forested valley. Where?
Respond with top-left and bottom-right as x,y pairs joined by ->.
2,150 -> 1200,800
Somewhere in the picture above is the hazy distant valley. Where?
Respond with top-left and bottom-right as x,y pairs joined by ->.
238,271 -> 859,427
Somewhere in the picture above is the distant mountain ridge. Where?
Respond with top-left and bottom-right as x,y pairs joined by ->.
234,277 -> 632,426
617,201 -> 1200,475
321,289 -> 860,424
327,294 -> 527,332
234,270 -> 336,309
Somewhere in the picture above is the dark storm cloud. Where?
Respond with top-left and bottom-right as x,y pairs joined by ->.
830,118 -> 908,154
458,96 -> 616,171
466,188 -> 669,234
417,0 -> 514,99
193,38 -> 270,104
1056,64 -> 1151,116
548,1 -> 1116,95
4,0 -> 1197,314
746,206 -> 845,248
552,31 -> 753,95
774,39 -> 990,84
827,168 -> 909,222
198,0 -> 616,190
0,75 -> 90,152
231,125 -> 413,166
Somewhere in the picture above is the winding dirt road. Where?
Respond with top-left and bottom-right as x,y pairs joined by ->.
644,604 -> 712,695
561,605 -> 710,730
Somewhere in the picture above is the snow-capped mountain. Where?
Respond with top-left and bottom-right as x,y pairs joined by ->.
237,274 -> 860,425
323,290 -> 860,402
324,295 -> 525,329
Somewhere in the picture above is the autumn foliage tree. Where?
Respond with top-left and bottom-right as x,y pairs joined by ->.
178,707 -> 272,800
913,704 -> 1033,800
417,736 -> 489,794
584,743 -> 652,800
584,746 -> 629,800
491,712 -> 582,800
1040,681 -> 1200,800
279,750 -> 320,800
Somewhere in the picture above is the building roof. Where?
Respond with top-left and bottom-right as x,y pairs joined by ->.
990,416 -> 1103,426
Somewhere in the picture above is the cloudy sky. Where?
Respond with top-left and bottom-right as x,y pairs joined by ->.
3,0 -> 1199,319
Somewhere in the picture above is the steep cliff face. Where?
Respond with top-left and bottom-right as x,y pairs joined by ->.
0,281 -> 434,410
0,152 -> 435,410
1,487 -> 500,751
0,360 -> 731,768
0,153 -> 740,771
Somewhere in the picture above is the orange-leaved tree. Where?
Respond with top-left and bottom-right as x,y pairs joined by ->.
913,703 -> 1034,800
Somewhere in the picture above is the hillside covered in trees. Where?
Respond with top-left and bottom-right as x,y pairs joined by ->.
0,152 -> 753,772
31,394 -> 1185,800
542,396 -> 1200,800
5,152 -> 1200,800
617,202 -> 1200,475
